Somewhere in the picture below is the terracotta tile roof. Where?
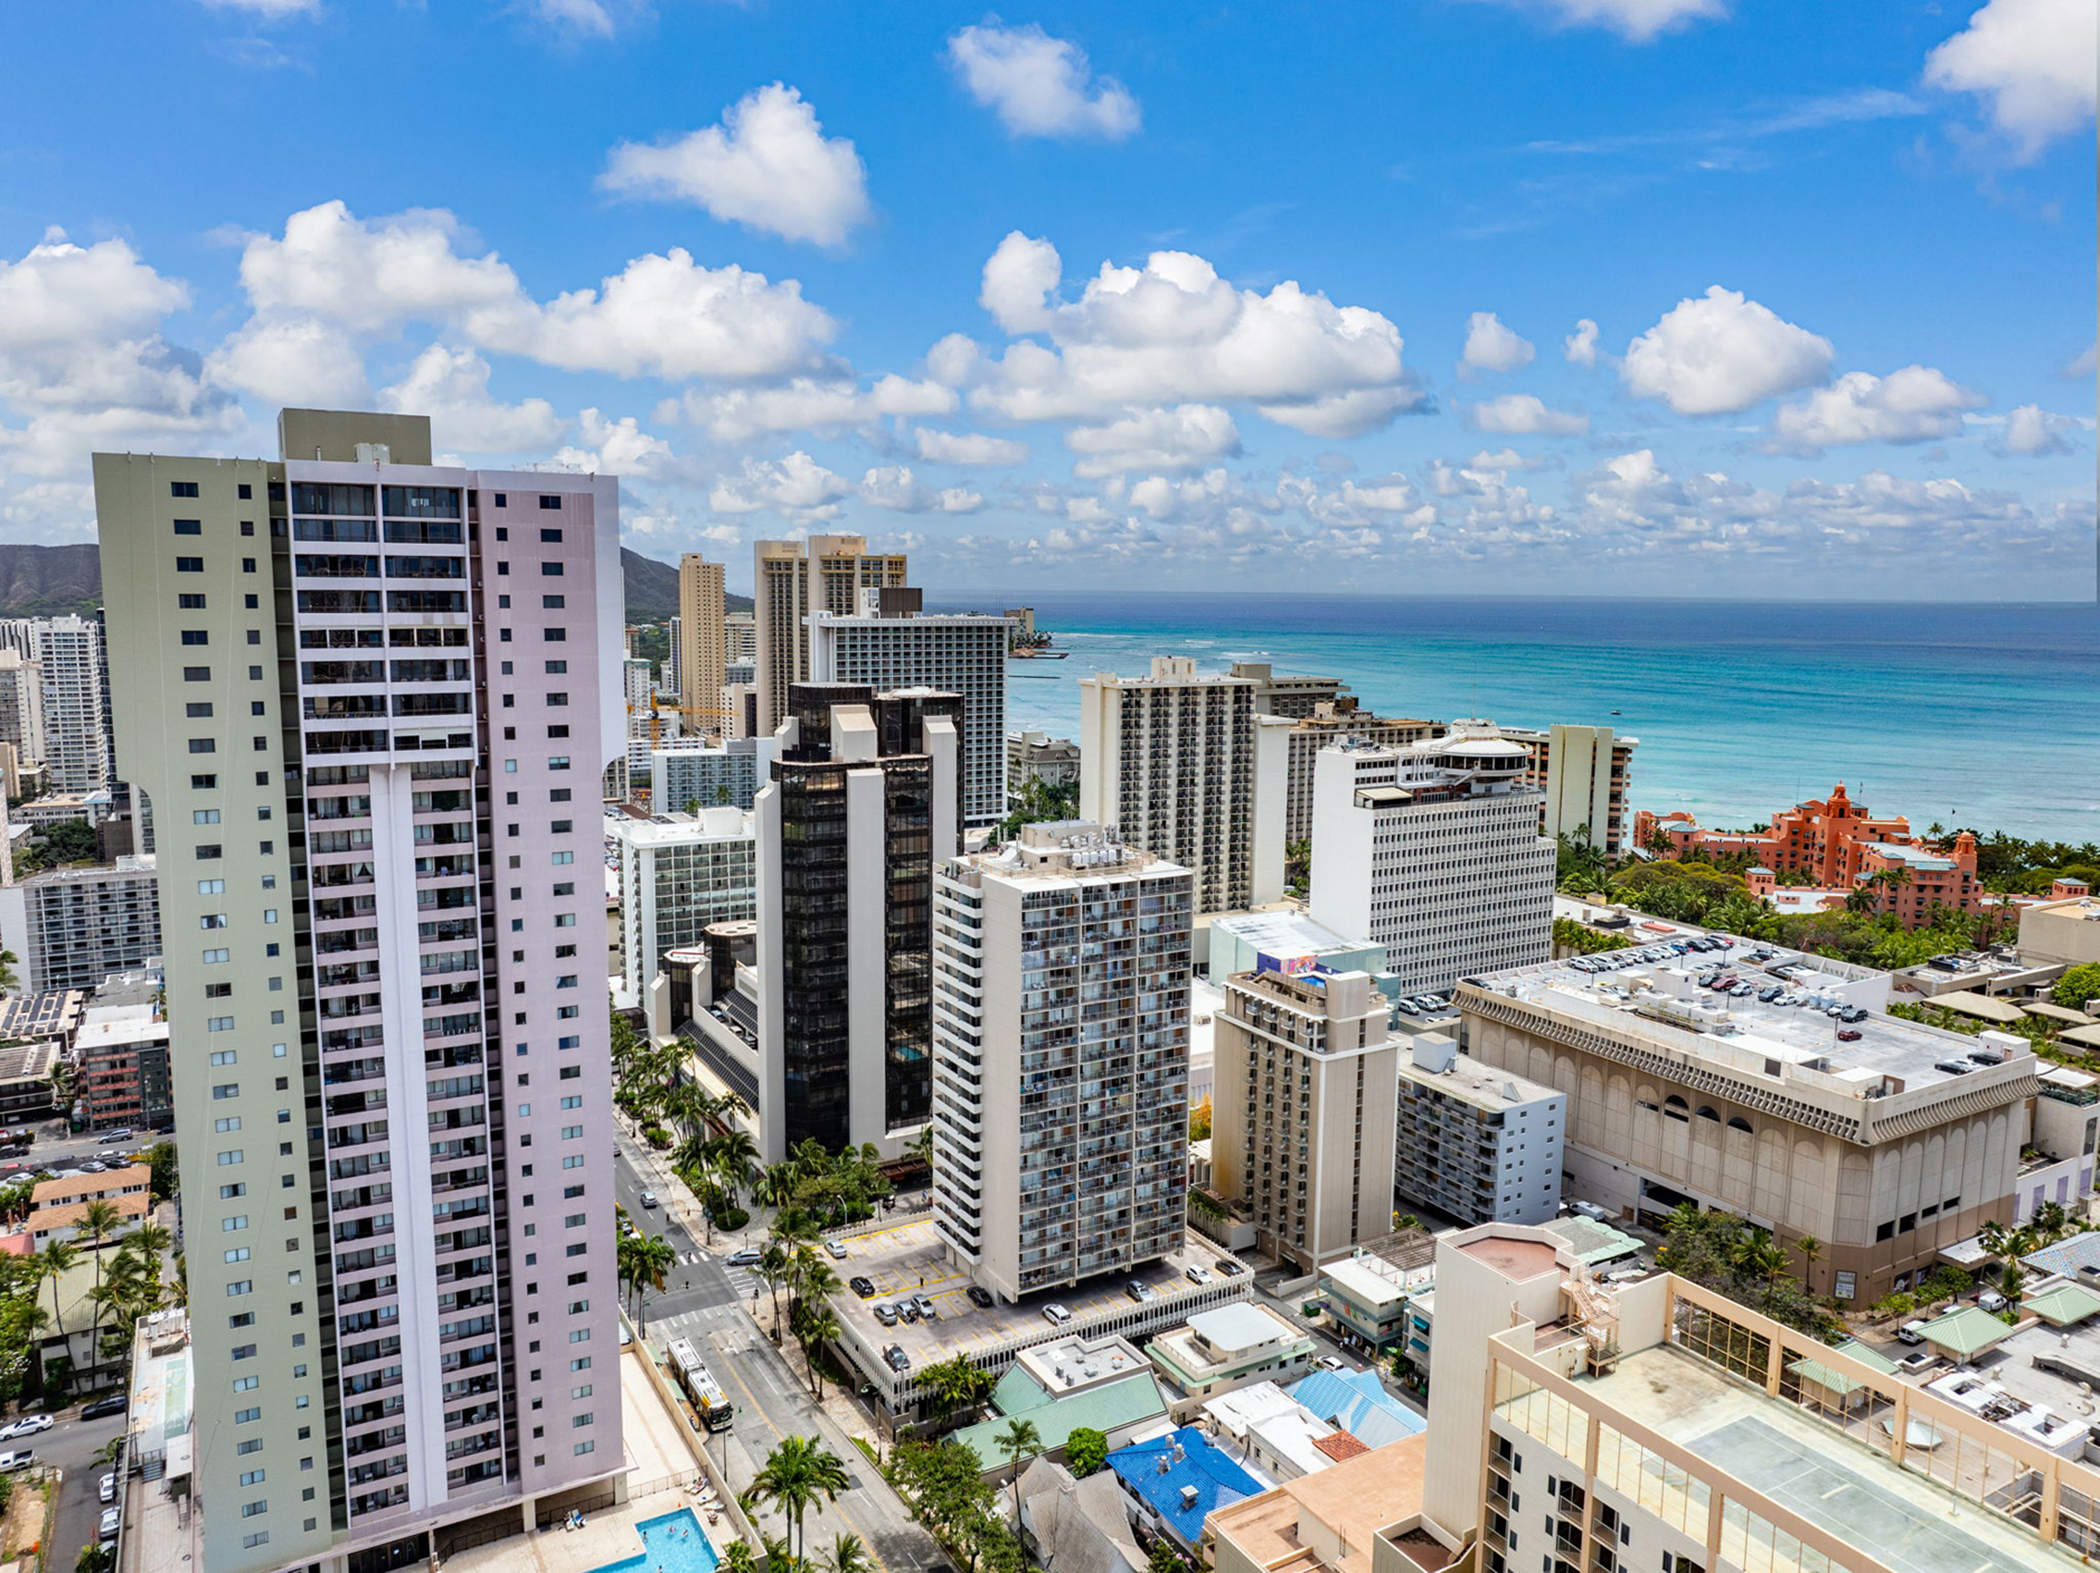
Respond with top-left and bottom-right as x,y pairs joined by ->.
31,1165 -> 150,1209
1312,1432 -> 1369,1462
31,1191 -> 150,1234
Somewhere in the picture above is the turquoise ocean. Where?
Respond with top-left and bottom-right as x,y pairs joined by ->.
952,594 -> 2100,843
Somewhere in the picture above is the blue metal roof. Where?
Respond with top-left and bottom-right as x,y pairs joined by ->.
1288,1368 -> 1427,1450
2023,1233 -> 2100,1280
1106,1425 -> 1262,1547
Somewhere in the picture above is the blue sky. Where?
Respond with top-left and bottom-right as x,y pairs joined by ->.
0,0 -> 2091,598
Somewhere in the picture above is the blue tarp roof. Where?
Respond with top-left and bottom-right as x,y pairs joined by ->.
1107,1425 -> 1262,1546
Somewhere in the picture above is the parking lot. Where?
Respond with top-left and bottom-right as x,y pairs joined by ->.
827,1217 -> 1250,1367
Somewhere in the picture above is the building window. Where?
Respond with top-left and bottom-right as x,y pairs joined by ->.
538,495 -> 562,509
173,518 -> 202,534
171,481 -> 200,498
176,557 -> 204,572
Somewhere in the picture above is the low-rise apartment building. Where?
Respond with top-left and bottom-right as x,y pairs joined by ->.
0,854 -> 161,993
1392,1032 -> 1564,1226
607,805 -> 757,1002
74,1001 -> 172,1131
1147,1302 -> 1318,1417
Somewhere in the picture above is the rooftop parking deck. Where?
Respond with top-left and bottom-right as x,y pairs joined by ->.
1471,933 -> 2021,1097
824,1219 -> 1253,1414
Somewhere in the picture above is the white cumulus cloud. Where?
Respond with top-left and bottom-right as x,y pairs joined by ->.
1563,318 -> 1600,368
1620,285 -> 1834,416
858,466 -> 985,514
964,233 -> 1424,437
377,345 -> 562,453
1464,0 -> 1729,43
600,84 -> 872,247
1466,394 -> 1589,435
1066,405 -> 1239,478
1766,366 -> 1983,454
1459,312 -> 1535,376
205,315 -> 368,408
553,409 -> 674,478
1999,403 -> 2076,456
708,451 -> 850,519
947,21 -> 1140,140
676,375 -> 954,442
1924,0 -> 2097,159
233,201 -> 837,383
914,428 -> 1031,466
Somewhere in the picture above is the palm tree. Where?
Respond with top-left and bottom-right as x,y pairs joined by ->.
707,1129 -> 761,1206
1793,1234 -> 1823,1292
743,1435 -> 849,1564
791,1298 -> 842,1399
719,1542 -> 761,1573
33,1238 -> 77,1367
921,1355 -> 993,1430
75,1199 -> 123,1390
755,1241 -> 792,1332
820,1533 -> 871,1573
630,1234 -> 675,1334
996,1418 -> 1042,1513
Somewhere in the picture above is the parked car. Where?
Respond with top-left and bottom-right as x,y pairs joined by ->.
825,1240 -> 848,1260
1978,1290 -> 2009,1313
1896,1320 -> 1929,1345
0,1415 -> 50,1440
99,1507 -> 120,1542
1124,1281 -> 1154,1304
914,1295 -> 939,1321
873,1303 -> 900,1327
99,1473 -> 117,1504
1216,1260 -> 1246,1277
97,1129 -> 135,1145
1184,1265 -> 1212,1285
1314,1356 -> 1346,1372
1043,1303 -> 1073,1326
80,1395 -> 127,1421
849,1276 -> 876,1299
1837,1029 -> 1862,1042
884,1344 -> 911,1372
966,1286 -> 995,1308
0,1450 -> 34,1472
638,1190 -> 658,1209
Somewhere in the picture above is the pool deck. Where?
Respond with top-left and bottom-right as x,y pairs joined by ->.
447,1349 -> 744,1573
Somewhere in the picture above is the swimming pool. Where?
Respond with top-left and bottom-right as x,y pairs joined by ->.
584,1508 -> 720,1573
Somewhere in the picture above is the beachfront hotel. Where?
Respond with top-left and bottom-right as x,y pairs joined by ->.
95,409 -> 625,1573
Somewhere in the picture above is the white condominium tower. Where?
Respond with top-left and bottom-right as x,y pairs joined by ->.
930,821 -> 1192,1302
808,590 -> 1015,828
0,613 -> 113,794
1308,737 -> 1554,995
1077,657 -> 1291,915
751,535 -> 907,736
95,408 -> 624,1573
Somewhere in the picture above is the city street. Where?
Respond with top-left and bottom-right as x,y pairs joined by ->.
0,1118 -> 161,1184
36,1397 -> 128,1572
611,1137 -> 943,1573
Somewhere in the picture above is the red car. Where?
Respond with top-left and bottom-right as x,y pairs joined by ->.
1837,1029 -> 1862,1042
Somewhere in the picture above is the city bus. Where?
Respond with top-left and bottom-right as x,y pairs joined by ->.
667,1337 -> 734,1432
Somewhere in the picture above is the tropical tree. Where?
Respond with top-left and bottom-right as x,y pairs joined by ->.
1065,1426 -> 1108,1479
719,1541 -> 761,1573
791,1298 -> 842,1399
1793,1234 -> 1822,1292
995,1418 -> 1042,1513
629,1234 -> 675,1333
820,1533 -> 871,1573
33,1239 -> 77,1359
921,1354 -> 994,1429
755,1240 -> 792,1332
75,1199 -> 123,1390
743,1435 -> 850,1564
